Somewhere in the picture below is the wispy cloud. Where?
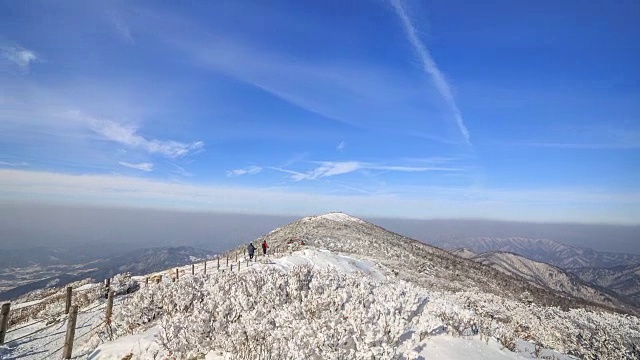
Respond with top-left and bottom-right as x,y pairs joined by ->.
119,161 -> 153,172
337,141 -> 346,151
83,115 -> 204,158
289,162 -> 361,181
108,11 -> 135,45
170,163 -> 194,177
390,0 -> 471,145
274,160 -> 465,181
0,161 -> 29,167
1,45 -> 37,69
227,166 -> 262,177
178,35 -> 463,143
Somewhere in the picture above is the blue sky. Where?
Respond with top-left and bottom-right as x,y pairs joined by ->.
0,0 -> 638,223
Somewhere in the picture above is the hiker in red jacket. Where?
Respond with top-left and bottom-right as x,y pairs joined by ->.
262,240 -> 268,255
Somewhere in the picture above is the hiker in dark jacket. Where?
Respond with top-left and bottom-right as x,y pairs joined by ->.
248,243 -> 256,260
262,240 -> 268,255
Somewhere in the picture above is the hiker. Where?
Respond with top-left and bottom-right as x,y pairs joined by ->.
262,240 -> 268,255
248,243 -> 256,260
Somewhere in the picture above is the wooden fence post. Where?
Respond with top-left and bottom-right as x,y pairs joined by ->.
230,264 -> 234,272
0,303 -> 10,344
204,261 -> 207,274
62,305 -> 78,359
106,291 -> 114,324
235,251 -> 238,262
217,256 -> 220,269
226,254 -> 229,267
145,277 -> 149,285
175,268 -> 179,281
104,278 -> 111,299
65,286 -> 72,314
192,264 -> 195,275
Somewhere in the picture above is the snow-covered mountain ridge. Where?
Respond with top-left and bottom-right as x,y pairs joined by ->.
434,236 -> 640,269
466,251 -> 635,306
570,264 -> 640,302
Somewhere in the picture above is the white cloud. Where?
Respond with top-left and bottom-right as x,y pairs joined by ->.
0,169 -> 638,224
86,116 -> 204,158
390,0 -> 471,145
227,166 -> 262,177
1,45 -> 37,68
0,161 -> 29,167
337,141 -> 346,151
119,161 -> 154,172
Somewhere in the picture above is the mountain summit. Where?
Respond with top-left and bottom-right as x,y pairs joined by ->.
259,213 -> 636,314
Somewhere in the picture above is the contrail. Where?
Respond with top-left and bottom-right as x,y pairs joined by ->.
390,0 -> 471,145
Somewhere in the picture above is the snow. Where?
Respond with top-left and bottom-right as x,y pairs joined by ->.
259,248 -> 385,281
303,212 -> 366,224
75,283 -> 100,292
87,328 -> 530,360
46,278 -> 60,287
88,326 -> 161,360
418,336 -> 522,359
10,299 -> 44,310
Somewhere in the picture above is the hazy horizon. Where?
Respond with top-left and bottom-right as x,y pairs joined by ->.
2,202 -> 639,255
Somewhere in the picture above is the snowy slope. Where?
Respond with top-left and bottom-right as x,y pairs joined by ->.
469,251 -> 625,307
570,264 -> 640,305
87,249 -> 578,360
4,213 -> 640,359
450,248 -> 476,259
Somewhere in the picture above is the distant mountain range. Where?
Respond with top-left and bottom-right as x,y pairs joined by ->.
0,246 -> 216,301
435,236 -> 640,269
